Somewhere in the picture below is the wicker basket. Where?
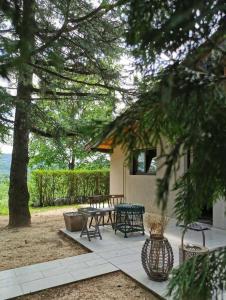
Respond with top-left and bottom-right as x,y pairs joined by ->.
179,227 -> 209,264
63,212 -> 83,232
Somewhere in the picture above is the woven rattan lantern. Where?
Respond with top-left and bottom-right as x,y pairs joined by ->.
141,234 -> 174,281
179,224 -> 209,264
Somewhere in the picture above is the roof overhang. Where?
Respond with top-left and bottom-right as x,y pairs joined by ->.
86,137 -> 113,153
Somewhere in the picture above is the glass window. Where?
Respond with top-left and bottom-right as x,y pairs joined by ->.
137,152 -> 145,173
131,149 -> 157,175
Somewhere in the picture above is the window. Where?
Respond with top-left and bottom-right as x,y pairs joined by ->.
131,149 -> 157,175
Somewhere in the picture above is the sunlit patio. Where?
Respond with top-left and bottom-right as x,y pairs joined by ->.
61,218 -> 226,300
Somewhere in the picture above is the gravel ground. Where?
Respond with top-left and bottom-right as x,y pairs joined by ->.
16,271 -> 159,300
0,208 -> 87,271
1,209 -> 160,300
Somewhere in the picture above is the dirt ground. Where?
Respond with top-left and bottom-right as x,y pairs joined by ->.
17,271 -> 159,300
0,208 -> 88,271
1,209 -> 159,300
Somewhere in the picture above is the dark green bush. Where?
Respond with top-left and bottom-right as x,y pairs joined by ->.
30,169 -> 110,207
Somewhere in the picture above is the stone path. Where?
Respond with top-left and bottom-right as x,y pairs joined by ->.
1,219 -> 226,300
0,252 -> 118,300
62,227 -> 172,300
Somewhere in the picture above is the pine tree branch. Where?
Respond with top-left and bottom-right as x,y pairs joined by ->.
0,115 -> 78,138
31,87 -> 108,97
69,0 -> 128,24
0,29 -> 14,33
32,0 -> 71,55
30,63 -> 132,93
30,97 -> 108,101
1,0 -> 15,17
30,127 -> 79,138
33,58 -> 100,76
0,115 -> 14,124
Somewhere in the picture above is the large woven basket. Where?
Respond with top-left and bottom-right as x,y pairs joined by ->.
179,227 -> 209,264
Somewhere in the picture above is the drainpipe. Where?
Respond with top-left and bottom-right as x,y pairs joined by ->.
123,161 -> 127,201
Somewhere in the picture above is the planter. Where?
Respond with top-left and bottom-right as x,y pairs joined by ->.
63,212 -> 83,232
141,234 -> 174,281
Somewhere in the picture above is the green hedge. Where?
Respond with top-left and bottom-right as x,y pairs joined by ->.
30,169 -> 110,207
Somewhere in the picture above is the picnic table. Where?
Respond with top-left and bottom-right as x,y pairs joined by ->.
78,207 -> 104,241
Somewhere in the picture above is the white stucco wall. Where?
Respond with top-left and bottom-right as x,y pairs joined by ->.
110,146 -> 124,195
110,145 -> 226,229
110,145 -> 184,217
213,199 -> 226,229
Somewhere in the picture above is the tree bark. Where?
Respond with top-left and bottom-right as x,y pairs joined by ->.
68,156 -> 75,170
8,0 -> 35,227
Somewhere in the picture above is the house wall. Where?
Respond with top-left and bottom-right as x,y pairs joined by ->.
213,199 -> 226,229
110,145 -> 226,229
110,145 -> 185,217
110,146 -> 124,195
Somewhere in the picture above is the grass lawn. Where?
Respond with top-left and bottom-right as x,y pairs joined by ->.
0,179 -> 9,215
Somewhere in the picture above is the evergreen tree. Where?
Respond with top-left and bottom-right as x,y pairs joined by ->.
0,0 -> 127,227
29,97 -> 114,170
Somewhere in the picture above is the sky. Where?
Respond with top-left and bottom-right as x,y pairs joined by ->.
0,143 -> 12,154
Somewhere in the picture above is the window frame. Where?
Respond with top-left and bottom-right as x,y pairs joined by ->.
130,148 -> 157,176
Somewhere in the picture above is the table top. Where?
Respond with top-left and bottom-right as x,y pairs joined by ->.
115,203 -> 145,213
179,222 -> 210,231
78,207 -> 113,216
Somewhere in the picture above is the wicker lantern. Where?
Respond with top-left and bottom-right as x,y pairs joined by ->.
141,234 -> 174,281
179,224 -> 209,264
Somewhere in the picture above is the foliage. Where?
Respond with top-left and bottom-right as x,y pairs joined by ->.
118,0 -> 226,223
0,0 -> 130,226
125,0 -> 226,69
0,177 -> 9,215
30,169 -> 110,206
0,0 -> 128,136
0,88 -> 13,141
29,97 -> 113,170
0,177 -> 80,215
111,1 -> 226,298
168,247 -> 226,300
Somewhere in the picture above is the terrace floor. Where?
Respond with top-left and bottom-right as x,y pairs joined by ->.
1,219 -> 226,300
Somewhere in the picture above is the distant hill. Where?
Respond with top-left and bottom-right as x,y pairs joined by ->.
0,153 -> 11,177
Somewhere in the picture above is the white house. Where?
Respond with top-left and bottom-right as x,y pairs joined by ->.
88,36 -> 226,229
90,132 -> 226,229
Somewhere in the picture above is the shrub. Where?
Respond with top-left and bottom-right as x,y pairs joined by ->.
30,169 -> 110,207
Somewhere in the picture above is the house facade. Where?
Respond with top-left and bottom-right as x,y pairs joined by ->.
92,139 -> 226,230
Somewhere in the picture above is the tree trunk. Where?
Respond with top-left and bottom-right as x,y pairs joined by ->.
8,88 -> 32,227
68,156 -> 75,170
8,0 -> 35,227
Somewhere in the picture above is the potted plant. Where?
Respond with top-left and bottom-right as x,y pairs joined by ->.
141,214 -> 174,281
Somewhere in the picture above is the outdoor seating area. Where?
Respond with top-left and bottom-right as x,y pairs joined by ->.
61,196 -> 226,298
61,217 -> 226,299
1,209 -> 226,300
65,195 -> 146,241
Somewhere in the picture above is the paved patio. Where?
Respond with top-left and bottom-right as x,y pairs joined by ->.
1,219 -> 226,300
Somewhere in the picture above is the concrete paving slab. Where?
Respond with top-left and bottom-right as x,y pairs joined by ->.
1,219 -> 226,299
